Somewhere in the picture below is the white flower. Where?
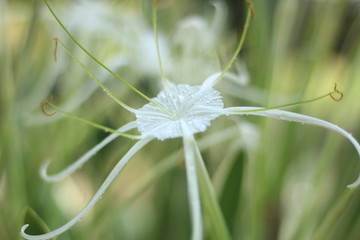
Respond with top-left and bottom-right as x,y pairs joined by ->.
20,75 -> 360,240
21,1 -> 360,240
136,83 -> 224,140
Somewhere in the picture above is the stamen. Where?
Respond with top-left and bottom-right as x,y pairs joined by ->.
227,85 -> 345,114
40,97 -> 56,116
153,0 -> 167,87
46,101 -> 141,140
57,39 -> 136,113
210,0 -> 253,87
225,107 -> 360,188
52,37 -> 58,62
44,0 -> 173,117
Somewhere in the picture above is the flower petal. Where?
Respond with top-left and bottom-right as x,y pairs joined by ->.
41,122 -> 138,182
225,107 -> 360,188
182,121 -> 203,240
21,137 -> 153,240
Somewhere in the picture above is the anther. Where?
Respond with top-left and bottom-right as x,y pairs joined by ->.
41,97 -> 57,116
245,0 -> 255,18
329,83 -> 344,102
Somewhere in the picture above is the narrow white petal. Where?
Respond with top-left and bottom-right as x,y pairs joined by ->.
182,121 -> 203,240
202,72 -> 222,87
21,137 -> 153,240
203,70 -> 249,89
41,121 -> 138,182
226,107 -> 360,188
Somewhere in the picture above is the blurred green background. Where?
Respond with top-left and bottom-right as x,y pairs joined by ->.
1,0 -> 360,239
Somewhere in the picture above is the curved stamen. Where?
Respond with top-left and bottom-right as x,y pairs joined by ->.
45,100 -> 140,139
21,137 -> 153,240
210,1 -> 252,87
41,121 -> 138,182
225,106 -> 360,188
57,39 -> 136,113
44,0 -> 174,118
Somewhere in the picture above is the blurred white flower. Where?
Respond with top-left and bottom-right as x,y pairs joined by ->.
20,1 -> 360,240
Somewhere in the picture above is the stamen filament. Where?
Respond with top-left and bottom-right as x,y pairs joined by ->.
21,137 -> 153,240
211,1 -> 252,87
52,37 -> 58,62
153,0 -> 167,87
42,99 -> 141,139
41,122 -> 138,182
226,86 -> 344,114
44,0 -> 175,118
57,39 -> 135,113
226,107 -> 360,188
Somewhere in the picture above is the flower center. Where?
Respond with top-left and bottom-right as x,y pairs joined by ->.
135,84 -> 224,140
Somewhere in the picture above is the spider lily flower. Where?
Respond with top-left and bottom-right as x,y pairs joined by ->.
21,74 -> 360,240
21,76 -> 360,240
28,0 -> 254,126
20,1 -> 360,240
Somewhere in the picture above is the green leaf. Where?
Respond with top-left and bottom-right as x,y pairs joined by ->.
219,151 -> 245,233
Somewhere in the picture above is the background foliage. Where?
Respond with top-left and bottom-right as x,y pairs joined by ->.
1,0 -> 360,239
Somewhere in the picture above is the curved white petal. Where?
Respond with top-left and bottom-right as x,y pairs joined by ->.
225,107 -> 360,188
181,121 -> 203,240
202,70 -> 250,89
21,137 -> 153,240
41,122 -> 138,182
